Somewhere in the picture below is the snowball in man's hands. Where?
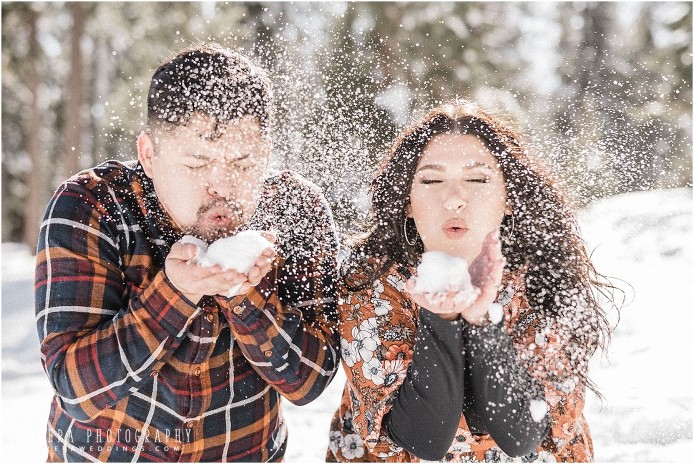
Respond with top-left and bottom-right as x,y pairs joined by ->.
411,251 -> 480,306
197,231 -> 274,273
181,231 -> 274,297
180,235 -> 208,260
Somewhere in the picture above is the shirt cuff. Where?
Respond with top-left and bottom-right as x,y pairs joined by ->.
419,308 -> 464,336
217,270 -> 279,326
139,270 -> 200,337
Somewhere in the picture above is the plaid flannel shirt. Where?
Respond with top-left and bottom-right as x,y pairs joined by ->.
35,160 -> 340,462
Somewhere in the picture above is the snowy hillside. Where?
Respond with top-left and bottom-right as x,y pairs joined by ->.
2,187 -> 692,462
578,187 -> 693,462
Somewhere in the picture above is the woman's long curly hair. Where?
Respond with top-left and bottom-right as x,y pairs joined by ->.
345,99 -> 620,396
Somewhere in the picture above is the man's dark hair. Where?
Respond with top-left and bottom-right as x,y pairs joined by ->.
147,43 -> 272,138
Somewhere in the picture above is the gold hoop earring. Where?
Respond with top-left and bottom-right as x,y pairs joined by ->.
403,217 -> 416,246
501,214 -> 515,245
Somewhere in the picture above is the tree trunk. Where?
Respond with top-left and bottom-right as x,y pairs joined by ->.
23,6 -> 43,250
62,2 -> 86,179
88,34 -> 107,166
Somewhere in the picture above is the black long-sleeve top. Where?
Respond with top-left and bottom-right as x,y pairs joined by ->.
383,309 -> 550,461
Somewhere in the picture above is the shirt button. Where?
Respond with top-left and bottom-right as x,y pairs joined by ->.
193,367 -> 201,376
186,421 -> 195,429
264,350 -> 272,358
233,306 -> 244,316
205,313 -> 214,323
150,370 -> 158,377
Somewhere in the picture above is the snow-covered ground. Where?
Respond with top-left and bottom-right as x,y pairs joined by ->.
1,187 -> 692,462
578,187 -> 693,462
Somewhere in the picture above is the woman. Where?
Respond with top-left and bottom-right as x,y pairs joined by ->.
327,100 -> 616,462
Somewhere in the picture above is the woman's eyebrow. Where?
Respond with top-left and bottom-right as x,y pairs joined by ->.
415,162 -> 494,173
415,164 -> 444,173
463,162 -> 495,170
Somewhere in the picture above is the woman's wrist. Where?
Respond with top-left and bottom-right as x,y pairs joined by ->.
434,311 -> 461,322
462,313 -> 491,326
460,305 -> 493,326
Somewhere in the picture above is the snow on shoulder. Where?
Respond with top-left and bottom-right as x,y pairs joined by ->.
411,251 -> 480,306
182,231 -> 274,296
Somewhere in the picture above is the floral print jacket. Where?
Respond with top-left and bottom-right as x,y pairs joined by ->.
327,260 -> 594,462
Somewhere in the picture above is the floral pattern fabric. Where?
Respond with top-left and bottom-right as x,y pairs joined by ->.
327,261 -> 594,462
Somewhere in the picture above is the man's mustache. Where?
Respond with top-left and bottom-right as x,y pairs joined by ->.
197,198 -> 244,217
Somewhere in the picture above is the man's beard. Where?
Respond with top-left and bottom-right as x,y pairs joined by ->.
183,199 -> 245,242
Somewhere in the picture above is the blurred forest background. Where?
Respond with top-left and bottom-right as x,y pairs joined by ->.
2,1 -> 692,249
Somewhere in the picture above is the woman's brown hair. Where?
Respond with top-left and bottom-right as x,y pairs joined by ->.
345,99 -> 620,396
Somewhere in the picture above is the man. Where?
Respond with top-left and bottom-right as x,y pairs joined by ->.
35,43 -> 339,462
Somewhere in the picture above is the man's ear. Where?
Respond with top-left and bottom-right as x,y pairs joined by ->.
137,132 -> 155,178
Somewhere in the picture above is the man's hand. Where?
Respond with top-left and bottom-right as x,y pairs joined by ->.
223,245 -> 276,297
405,230 -> 505,324
165,234 -> 277,304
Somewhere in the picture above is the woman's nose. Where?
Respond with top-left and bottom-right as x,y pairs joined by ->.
443,188 -> 467,212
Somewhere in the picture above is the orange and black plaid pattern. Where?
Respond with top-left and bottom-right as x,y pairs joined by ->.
35,160 -> 340,462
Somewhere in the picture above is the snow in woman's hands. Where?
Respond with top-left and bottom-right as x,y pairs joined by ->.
411,251 -> 480,306
181,231 -> 274,297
